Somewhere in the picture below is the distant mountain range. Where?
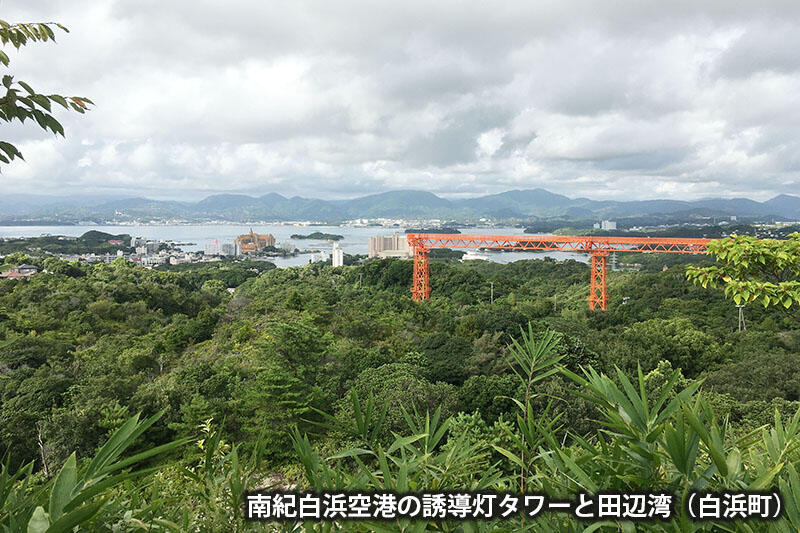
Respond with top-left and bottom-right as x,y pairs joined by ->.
1,189 -> 799,223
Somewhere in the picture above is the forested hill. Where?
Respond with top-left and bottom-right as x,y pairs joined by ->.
0,230 -> 132,255
1,252 -> 799,529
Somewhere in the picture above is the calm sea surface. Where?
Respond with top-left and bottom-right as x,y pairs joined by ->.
0,224 -> 589,268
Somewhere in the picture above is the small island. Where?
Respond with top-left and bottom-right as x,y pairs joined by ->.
290,232 -> 344,241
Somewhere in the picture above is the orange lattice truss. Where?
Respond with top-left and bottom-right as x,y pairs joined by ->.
406,234 -> 712,310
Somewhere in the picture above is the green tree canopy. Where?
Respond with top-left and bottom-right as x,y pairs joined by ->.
687,233 -> 800,316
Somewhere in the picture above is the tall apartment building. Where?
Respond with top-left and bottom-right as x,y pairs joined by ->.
204,240 -> 236,256
368,233 -> 412,258
204,239 -> 221,256
332,242 -> 344,267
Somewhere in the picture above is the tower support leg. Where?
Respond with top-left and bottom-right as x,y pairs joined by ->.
412,247 -> 431,301
588,252 -> 608,310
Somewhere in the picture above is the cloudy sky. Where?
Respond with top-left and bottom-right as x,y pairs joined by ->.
2,0 -> 800,201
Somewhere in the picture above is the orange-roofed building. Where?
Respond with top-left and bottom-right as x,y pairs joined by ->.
235,228 -> 275,253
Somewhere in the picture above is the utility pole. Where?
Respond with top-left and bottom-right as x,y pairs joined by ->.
736,304 -> 746,332
489,281 -> 494,304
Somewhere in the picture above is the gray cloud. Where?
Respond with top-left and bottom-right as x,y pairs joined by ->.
1,0 -> 799,202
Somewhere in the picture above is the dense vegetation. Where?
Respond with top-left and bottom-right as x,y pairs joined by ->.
155,258 -> 277,286
0,238 -> 799,530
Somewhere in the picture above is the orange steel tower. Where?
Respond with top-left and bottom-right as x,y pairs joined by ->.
412,246 -> 431,301
406,233 -> 711,310
589,251 -> 609,310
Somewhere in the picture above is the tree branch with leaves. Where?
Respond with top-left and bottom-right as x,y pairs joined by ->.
686,233 -> 800,319
0,18 -> 92,166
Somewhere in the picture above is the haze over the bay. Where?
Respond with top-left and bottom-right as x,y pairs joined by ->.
2,1 -> 800,202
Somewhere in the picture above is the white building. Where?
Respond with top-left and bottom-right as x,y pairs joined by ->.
140,255 -> 167,268
205,240 -> 236,256
310,250 -> 329,263
332,242 -> 344,267
368,233 -> 412,258
204,240 -> 221,256
169,253 -> 195,265
601,220 -> 617,230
